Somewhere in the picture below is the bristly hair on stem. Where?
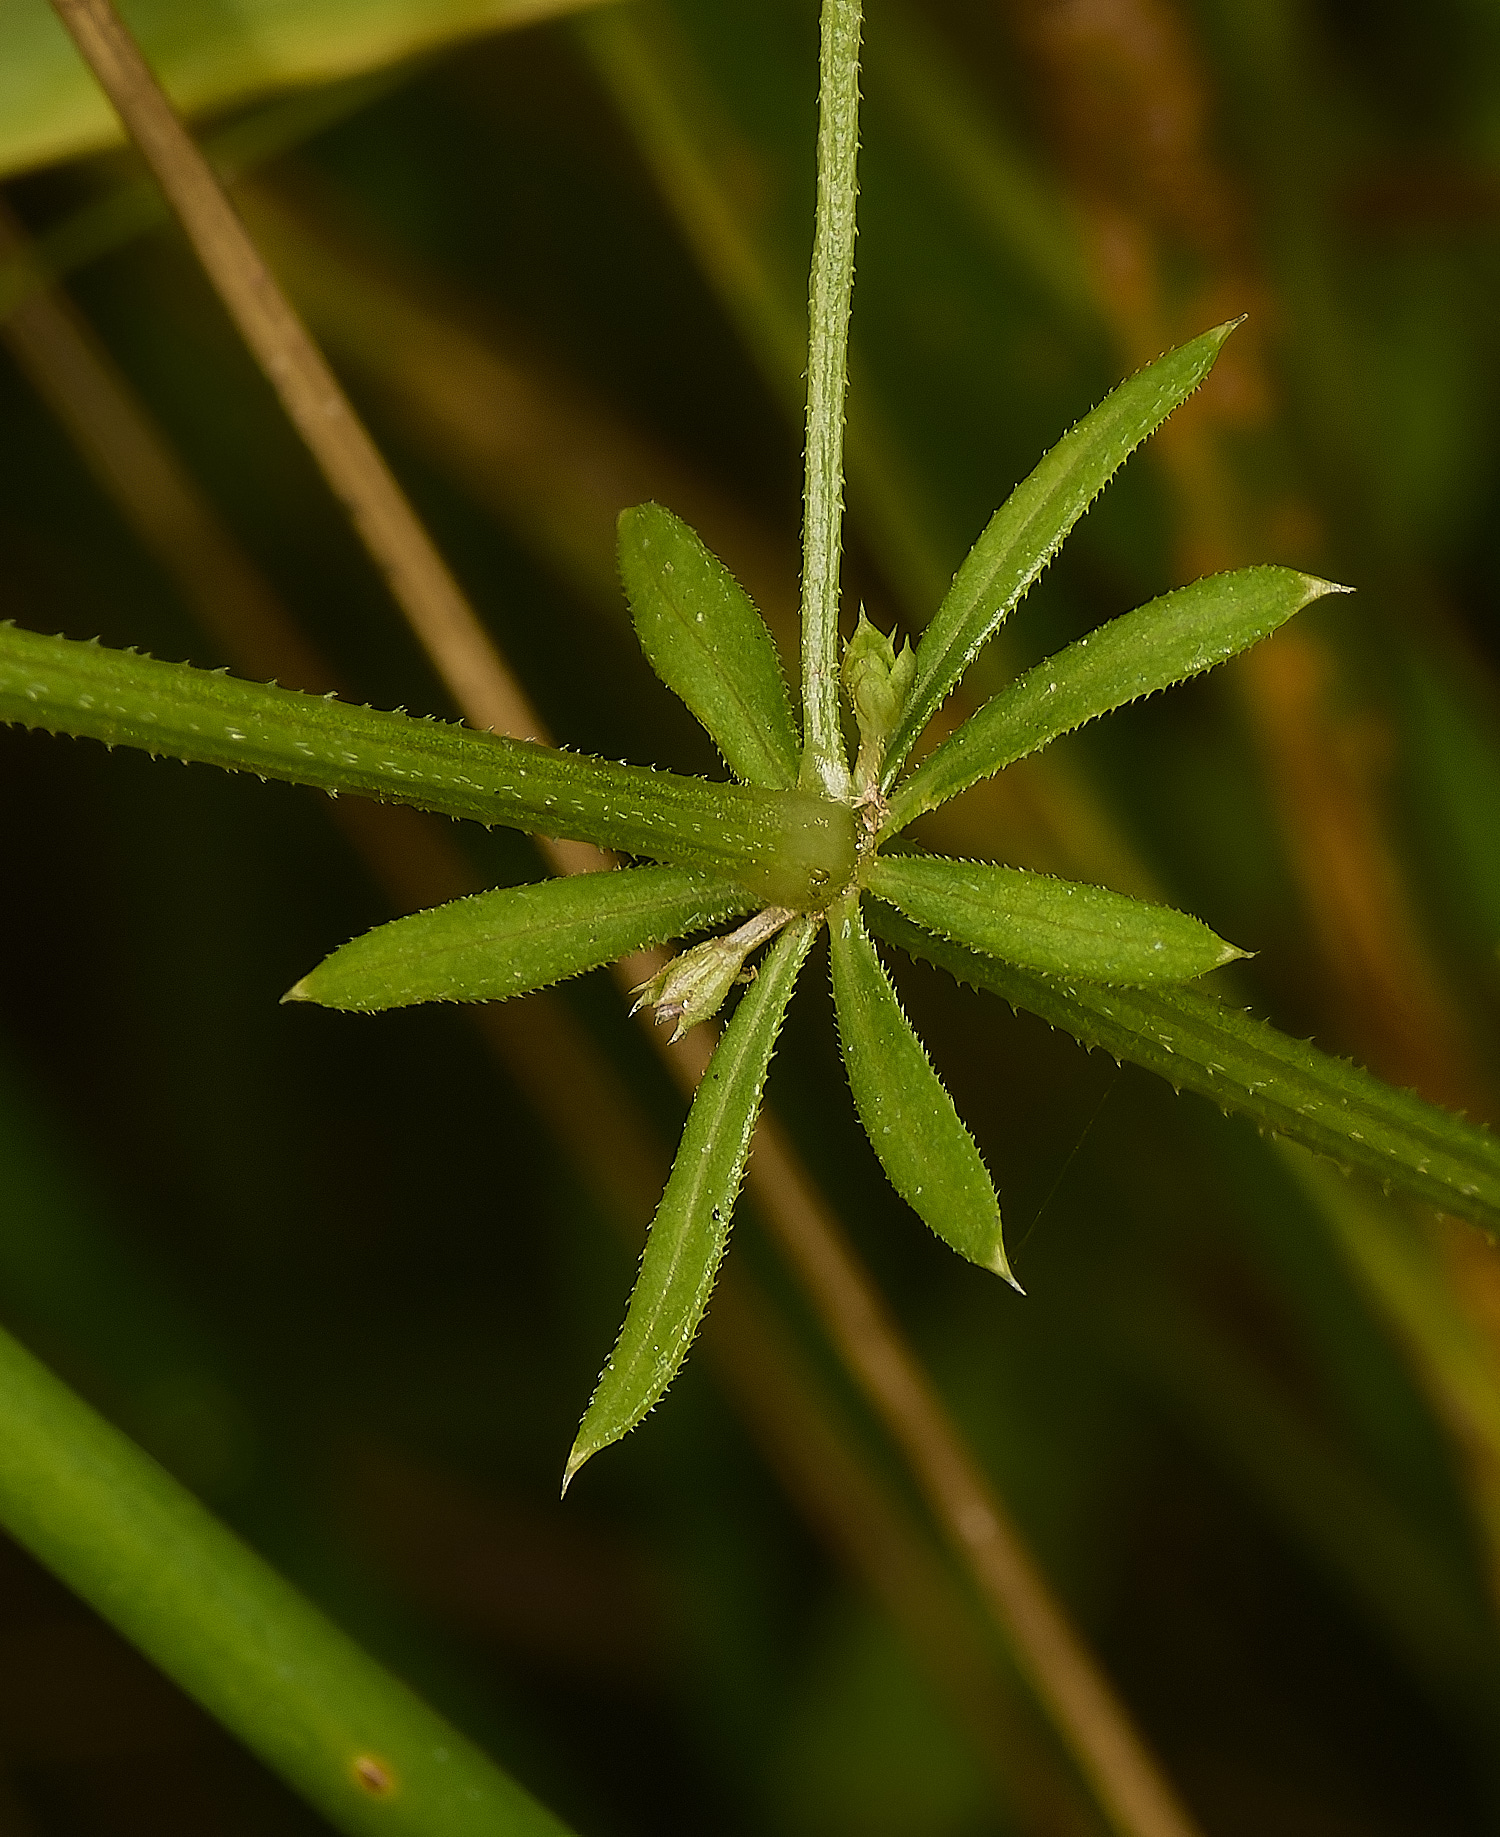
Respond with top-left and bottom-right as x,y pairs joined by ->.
798,0 -> 862,801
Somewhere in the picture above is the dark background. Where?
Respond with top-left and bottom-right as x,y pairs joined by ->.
2,0 -> 1500,1830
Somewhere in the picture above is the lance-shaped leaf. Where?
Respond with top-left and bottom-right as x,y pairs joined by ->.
883,321 -> 1240,785
565,916 -> 817,1487
0,622 -> 856,908
867,900 -> 1500,1234
868,853 -> 1244,985
828,895 -> 1016,1282
619,503 -> 800,789
285,867 -> 750,1012
888,566 -> 1347,829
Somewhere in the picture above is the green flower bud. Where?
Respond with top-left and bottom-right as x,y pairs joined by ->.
842,610 -> 915,791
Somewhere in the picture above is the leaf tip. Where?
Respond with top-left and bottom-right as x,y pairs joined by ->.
1299,572 -> 1356,603
280,976 -> 315,1005
616,499 -> 656,543
986,1235 -> 1023,1292
560,1440 -> 594,1499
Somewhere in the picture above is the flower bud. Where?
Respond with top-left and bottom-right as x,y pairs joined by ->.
631,907 -> 795,1040
843,611 -> 915,790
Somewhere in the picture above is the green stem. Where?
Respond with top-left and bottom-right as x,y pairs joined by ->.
798,0 -> 862,800
0,1322 -> 571,1836
0,622 -> 856,908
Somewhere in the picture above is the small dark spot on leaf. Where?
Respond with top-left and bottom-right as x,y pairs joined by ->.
353,1756 -> 395,1796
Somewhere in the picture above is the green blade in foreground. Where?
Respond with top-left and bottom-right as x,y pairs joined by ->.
287,866 -> 751,1011
829,895 -> 1015,1282
0,1323 -> 570,1837
565,915 -> 817,1487
884,321 -> 1239,786
867,900 -> 1500,1233
0,622 -> 856,908
619,503 -> 800,789
868,853 -> 1244,985
889,566 -> 1345,828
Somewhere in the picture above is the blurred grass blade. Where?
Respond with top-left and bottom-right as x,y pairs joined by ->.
0,622 -> 857,905
0,74 -> 400,321
0,0 -> 610,178
1108,1278 -> 1495,1702
0,1046 -> 245,1488
865,0 -> 1095,330
884,322 -> 1240,785
287,867 -> 751,1011
868,901 -> 1500,1232
1288,1147 -> 1500,1488
869,854 -> 1245,984
890,567 -> 1345,828
0,1323 -> 572,1836
565,916 -> 817,1487
829,895 -> 1014,1281
576,4 -> 950,617
618,502 -> 799,788
239,182 -> 804,666
1402,645 -> 1500,968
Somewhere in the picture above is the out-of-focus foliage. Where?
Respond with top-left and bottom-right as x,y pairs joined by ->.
2,0 -> 1499,1832
0,0 -> 607,176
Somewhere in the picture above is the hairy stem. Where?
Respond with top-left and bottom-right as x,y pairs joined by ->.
0,624 -> 856,908
798,0 -> 862,799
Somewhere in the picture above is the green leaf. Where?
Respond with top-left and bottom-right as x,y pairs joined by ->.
889,566 -> 1346,828
285,867 -> 749,1012
618,503 -> 800,789
0,0 -> 609,180
829,895 -> 1015,1281
0,623 -> 857,908
565,916 -> 817,1487
868,853 -> 1244,985
867,900 -> 1500,1233
883,321 -> 1241,784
